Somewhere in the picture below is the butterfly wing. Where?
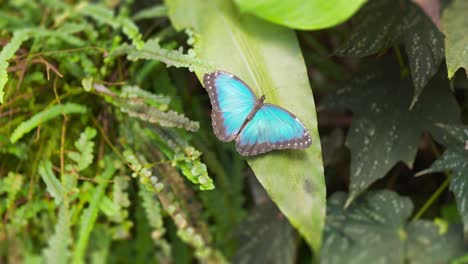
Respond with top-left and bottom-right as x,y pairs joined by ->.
235,104 -> 312,156
204,71 -> 257,142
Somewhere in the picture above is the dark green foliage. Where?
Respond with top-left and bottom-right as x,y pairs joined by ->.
1,0 -> 467,263
336,0 -> 445,107
419,125 -> 468,233
324,60 -> 461,203
0,0 -> 232,262
234,202 -> 296,264
321,191 -> 465,264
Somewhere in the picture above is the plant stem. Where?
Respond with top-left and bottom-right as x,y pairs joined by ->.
413,173 -> 451,220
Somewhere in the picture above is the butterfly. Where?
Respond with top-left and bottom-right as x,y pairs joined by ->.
203,70 -> 312,156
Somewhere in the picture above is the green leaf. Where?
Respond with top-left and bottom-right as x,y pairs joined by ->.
79,3 -> 144,48
321,191 -> 466,264
79,3 -> 118,28
324,60 -> 460,203
73,158 -> 117,264
133,5 -> 168,21
336,0 -> 444,107
0,135 -> 28,159
0,30 -> 30,104
118,39 -> 211,72
406,220 -> 465,264
3,172 -> 23,209
67,127 -> 97,172
38,160 -> 64,204
33,27 -> 86,47
234,0 -> 366,30
166,0 -> 326,252
10,103 -> 87,143
234,202 -> 295,264
442,0 -> 468,78
113,86 -> 200,132
173,148 -> 215,190
121,86 -> 171,110
138,183 -> 171,258
418,124 -> 468,233
43,204 -> 72,264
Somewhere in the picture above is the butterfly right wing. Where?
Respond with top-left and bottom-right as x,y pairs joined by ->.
235,104 -> 312,156
204,71 -> 257,142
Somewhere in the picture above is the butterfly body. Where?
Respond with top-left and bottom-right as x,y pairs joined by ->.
204,71 -> 311,156
236,95 -> 265,136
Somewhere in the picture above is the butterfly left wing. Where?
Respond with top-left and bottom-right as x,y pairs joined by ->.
235,104 -> 312,156
204,71 -> 257,142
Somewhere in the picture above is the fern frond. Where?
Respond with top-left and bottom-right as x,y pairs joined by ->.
121,105 -> 199,132
139,185 -> 163,231
43,204 -> 72,264
4,172 -> 23,210
80,3 -> 143,48
119,17 -> 144,49
88,226 -> 112,264
123,149 -> 164,192
133,5 -> 168,21
138,183 -> 172,260
0,29 -> 30,104
33,27 -> 86,47
114,86 -> 199,132
0,135 -> 27,159
73,157 -> 118,264
113,176 -> 130,209
122,124 -> 226,263
173,147 -> 214,191
38,160 -> 64,204
102,176 -> 130,223
79,4 -> 118,28
10,103 -> 87,143
67,127 -> 97,172
121,86 -> 171,110
119,38 -> 213,72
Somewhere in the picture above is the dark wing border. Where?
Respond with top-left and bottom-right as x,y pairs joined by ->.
204,70 -> 258,142
211,110 -> 237,142
235,103 -> 312,156
203,70 -> 258,112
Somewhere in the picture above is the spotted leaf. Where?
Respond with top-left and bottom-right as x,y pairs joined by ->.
336,0 -> 444,107
321,191 -> 466,264
418,124 -> 468,234
323,59 -> 461,203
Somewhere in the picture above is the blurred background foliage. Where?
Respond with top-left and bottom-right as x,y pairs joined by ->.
0,0 -> 467,263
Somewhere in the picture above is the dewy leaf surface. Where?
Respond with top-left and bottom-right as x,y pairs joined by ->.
336,0 -> 444,107
419,124 -> 468,233
233,0 -> 366,30
166,0 -> 325,252
321,191 -> 466,264
442,0 -> 468,78
324,60 -> 460,203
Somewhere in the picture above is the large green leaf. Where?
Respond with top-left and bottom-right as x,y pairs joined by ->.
324,60 -> 460,203
336,0 -> 444,108
418,124 -> 468,233
233,0 -> 366,30
442,0 -> 468,78
321,191 -> 466,264
166,0 -> 325,252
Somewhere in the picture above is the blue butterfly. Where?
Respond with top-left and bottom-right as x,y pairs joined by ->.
203,71 -> 312,156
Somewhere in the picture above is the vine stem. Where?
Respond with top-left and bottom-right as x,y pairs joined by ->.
412,173 -> 451,220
